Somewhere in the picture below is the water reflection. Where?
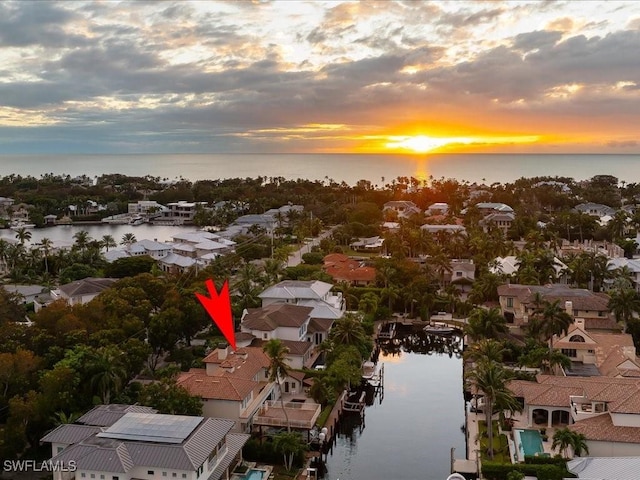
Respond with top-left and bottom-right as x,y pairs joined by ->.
321,326 -> 466,480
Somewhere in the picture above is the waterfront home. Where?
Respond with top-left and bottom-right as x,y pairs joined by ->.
164,201 -> 208,221
41,404 -> 248,480
241,304 -> 314,343
2,284 -> 49,305
127,200 -> 168,215
420,223 -> 466,235
463,201 -> 514,216
322,253 -> 376,286
127,239 -> 173,259
259,280 -> 344,317
177,345 -> 320,434
567,456 -> 640,479
158,253 -> 201,274
497,283 -> 612,329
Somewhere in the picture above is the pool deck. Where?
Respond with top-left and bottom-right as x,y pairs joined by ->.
464,409 -> 557,471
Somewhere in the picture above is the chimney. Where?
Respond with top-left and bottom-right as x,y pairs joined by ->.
565,301 -> 573,316
575,318 -> 584,329
218,342 -> 229,360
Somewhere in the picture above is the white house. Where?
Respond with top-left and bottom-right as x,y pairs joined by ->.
49,278 -> 116,307
41,404 -> 249,480
259,280 -> 344,317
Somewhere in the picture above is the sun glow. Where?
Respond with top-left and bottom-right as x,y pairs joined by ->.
383,133 -> 542,153
386,135 -> 470,153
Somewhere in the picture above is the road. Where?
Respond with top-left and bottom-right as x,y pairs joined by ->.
286,227 -> 336,267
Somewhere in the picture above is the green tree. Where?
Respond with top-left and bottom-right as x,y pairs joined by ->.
608,287 -> 640,331
466,360 -> 518,460
273,431 -> 307,471
101,234 -> 117,252
263,339 -> 292,432
121,232 -> 137,247
137,378 -> 203,415
465,307 -> 508,341
552,427 -> 575,458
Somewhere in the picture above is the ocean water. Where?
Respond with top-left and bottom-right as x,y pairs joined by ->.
0,153 -> 639,185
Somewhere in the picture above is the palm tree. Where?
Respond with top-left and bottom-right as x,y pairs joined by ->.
608,287 -> 640,331
541,300 -> 573,362
14,227 -> 32,245
101,235 -> 117,252
273,431 -> 307,471
465,307 -> 508,341
73,230 -> 92,252
329,312 -> 368,353
466,360 -> 518,460
89,348 -> 127,404
263,339 -> 291,432
571,431 -> 589,457
121,232 -> 137,248
552,427 -> 574,458
38,237 -> 54,275
464,339 -> 506,364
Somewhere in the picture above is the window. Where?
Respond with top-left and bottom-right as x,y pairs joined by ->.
113,477 -> 119,480
182,475 -> 187,479
57,446 -> 64,454
562,348 -> 577,358
91,475 -> 95,479
263,333 -> 268,339
101,476 -> 105,479
163,474 -> 167,478
148,471 -> 155,476
172,474 -> 177,478
456,271 -> 463,277
569,335 -> 585,343
81,475 -> 86,478
506,297 -> 513,308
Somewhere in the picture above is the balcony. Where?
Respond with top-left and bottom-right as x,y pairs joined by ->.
570,396 -> 607,422
253,400 -> 321,430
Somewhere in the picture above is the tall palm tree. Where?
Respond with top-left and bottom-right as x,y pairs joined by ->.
329,312 -> 368,353
263,339 -> 291,432
541,300 -> 573,361
89,348 -> 127,404
466,360 -> 518,460
101,234 -> 117,252
571,431 -> 589,457
38,237 -> 54,275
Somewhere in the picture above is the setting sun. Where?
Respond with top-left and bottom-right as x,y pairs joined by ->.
385,135 -> 474,153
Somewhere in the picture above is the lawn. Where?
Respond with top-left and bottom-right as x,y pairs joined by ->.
478,420 -> 511,464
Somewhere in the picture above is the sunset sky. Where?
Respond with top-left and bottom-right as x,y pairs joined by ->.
1,0 -> 639,154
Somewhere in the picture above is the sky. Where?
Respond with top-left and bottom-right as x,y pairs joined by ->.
1,0 -> 639,154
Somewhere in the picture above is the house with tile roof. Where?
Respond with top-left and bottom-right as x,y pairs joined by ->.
177,345 -> 320,434
506,374 -> 640,456
323,253 -> 376,287
41,404 -> 248,480
497,283 -> 613,329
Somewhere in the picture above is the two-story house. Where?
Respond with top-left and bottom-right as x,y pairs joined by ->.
259,280 -> 344,319
41,404 -> 249,480
498,284 -> 613,329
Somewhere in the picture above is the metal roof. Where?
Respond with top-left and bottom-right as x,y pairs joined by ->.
568,456 -> 640,480
207,433 -> 250,480
77,405 -> 157,427
41,424 -> 102,445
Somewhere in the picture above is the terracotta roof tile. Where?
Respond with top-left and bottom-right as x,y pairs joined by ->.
569,413 -> 640,443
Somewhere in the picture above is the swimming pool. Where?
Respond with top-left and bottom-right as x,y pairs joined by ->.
242,469 -> 264,480
514,428 -> 544,460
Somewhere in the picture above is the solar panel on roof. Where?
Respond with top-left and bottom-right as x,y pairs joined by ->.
97,413 -> 203,444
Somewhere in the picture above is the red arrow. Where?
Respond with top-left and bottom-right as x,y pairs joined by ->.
196,279 -> 236,351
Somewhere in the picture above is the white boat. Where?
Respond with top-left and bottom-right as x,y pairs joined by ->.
10,221 -> 36,230
129,215 -> 146,226
424,324 -> 455,335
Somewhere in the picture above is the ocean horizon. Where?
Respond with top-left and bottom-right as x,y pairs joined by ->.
1,153 -> 639,186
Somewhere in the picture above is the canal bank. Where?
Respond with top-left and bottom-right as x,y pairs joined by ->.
319,327 -> 466,480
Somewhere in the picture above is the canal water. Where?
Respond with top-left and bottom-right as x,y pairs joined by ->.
323,328 -> 466,480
